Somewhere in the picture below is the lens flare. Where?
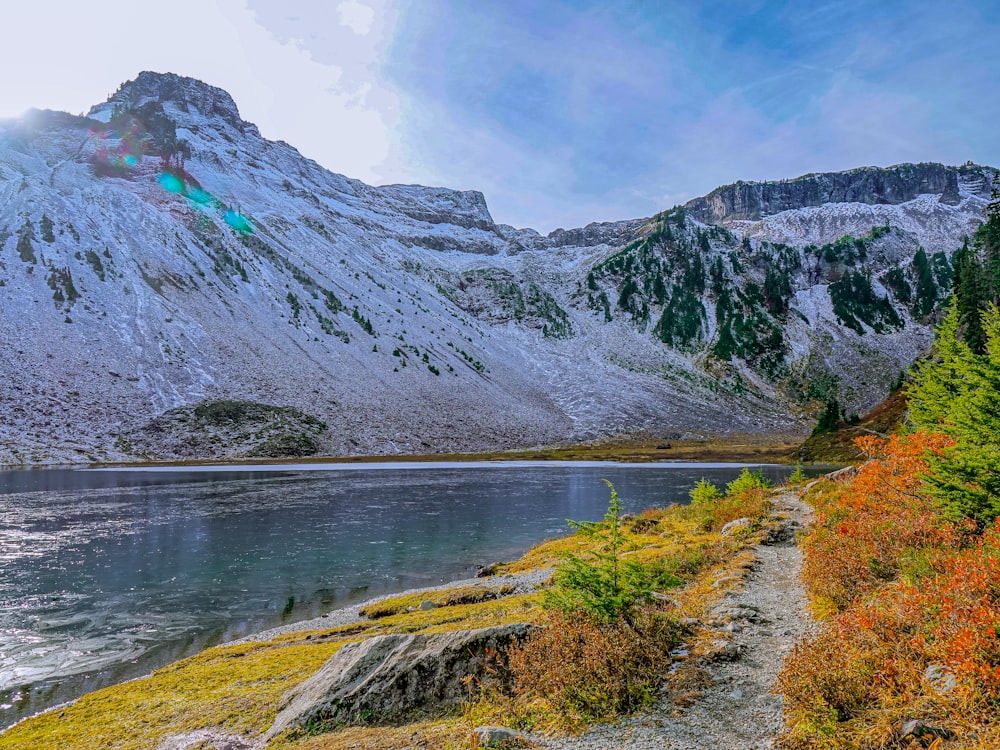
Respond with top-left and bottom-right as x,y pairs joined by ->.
186,188 -> 213,206
155,173 -> 254,234
223,210 -> 254,234
157,173 -> 185,194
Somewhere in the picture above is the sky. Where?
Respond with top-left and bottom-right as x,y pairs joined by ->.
1,0 -> 997,232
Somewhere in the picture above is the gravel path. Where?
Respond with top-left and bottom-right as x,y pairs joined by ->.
538,490 -> 814,750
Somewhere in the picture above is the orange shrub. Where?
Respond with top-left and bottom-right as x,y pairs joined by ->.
780,430 -> 1000,748
905,519 -> 1000,702
800,432 -> 967,612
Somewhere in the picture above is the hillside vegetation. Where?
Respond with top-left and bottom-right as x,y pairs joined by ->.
778,196 -> 1000,748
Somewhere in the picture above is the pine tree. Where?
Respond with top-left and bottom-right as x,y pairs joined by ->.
909,304 -> 1000,526
912,247 -> 938,318
907,304 -> 973,428
544,480 -> 656,624
952,238 -> 987,352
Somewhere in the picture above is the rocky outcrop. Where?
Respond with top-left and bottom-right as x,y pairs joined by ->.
123,399 -> 328,459
544,218 -> 649,249
89,70 -> 251,132
265,624 -> 531,741
684,163 -> 995,224
377,185 -> 500,233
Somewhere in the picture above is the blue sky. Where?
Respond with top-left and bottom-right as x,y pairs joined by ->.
1,1 -> 998,231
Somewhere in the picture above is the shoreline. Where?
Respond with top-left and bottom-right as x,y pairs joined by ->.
230,567 -> 554,646
0,433 -> 806,472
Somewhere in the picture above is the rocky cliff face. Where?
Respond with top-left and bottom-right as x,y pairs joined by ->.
683,163 -> 991,224
0,72 -> 994,464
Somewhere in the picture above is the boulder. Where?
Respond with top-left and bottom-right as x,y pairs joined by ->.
265,624 -> 531,741
474,725 -> 532,748
720,517 -> 752,536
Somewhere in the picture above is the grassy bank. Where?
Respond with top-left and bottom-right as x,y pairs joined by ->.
93,432 -> 804,470
0,472 -> 781,750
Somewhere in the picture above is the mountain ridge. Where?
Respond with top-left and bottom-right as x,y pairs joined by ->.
0,71 -> 995,465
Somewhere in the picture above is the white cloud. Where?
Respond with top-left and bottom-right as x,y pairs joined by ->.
0,0 -> 404,186
337,0 -> 376,35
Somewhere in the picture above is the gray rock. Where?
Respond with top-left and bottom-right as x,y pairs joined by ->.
476,561 -> 507,578
474,725 -> 531,748
924,663 -> 958,695
265,624 -> 531,741
684,163 -> 980,224
707,638 -> 742,662
899,718 -> 955,742
720,517 -> 752,536
418,599 -> 437,611
826,465 -> 859,482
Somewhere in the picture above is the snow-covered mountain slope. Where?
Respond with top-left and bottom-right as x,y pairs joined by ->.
0,72 -> 994,464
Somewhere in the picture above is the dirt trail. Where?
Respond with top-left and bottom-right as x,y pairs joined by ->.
539,490 -> 814,750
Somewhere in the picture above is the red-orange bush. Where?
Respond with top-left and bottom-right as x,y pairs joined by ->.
801,432 -> 968,612
905,520 -> 1000,702
781,430 -> 1000,748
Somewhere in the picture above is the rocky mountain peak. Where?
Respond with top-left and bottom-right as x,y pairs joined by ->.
88,71 -> 248,131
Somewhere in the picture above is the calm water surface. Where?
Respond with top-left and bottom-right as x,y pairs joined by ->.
0,460 -> 804,727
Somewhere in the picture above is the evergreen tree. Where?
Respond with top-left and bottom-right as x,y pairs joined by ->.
909,304 -> 1000,526
952,238 -> 987,352
912,247 -> 938,318
812,398 -> 842,435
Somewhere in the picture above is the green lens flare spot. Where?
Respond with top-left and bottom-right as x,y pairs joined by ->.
187,188 -> 213,205
224,210 -> 254,234
157,173 -> 185,194
123,155 -> 138,166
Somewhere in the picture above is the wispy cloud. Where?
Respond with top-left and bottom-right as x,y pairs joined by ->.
378,0 -> 1000,230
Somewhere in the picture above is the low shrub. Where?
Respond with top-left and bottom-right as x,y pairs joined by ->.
506,608 -> 683,724
686,468 -> 772,532
800,432 -> 968,613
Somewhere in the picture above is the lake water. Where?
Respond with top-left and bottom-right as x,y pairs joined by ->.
0,460 -> 804,728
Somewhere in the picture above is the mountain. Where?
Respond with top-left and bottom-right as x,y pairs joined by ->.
0,72 -> 995,465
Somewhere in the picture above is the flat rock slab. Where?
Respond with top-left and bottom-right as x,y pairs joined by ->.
266,624 -> 531,741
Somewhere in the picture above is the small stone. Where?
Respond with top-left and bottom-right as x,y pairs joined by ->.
924,663 -> 957,695
474,725 -> 530,748
899,719 -> 955,742
725,621 -> 743,633
730,688 -> 743,699
708,639 -> 742,662
720,517 -> 752,536
418,600 -> 437,611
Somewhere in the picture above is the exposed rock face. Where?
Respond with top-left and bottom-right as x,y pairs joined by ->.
378,185 -> 500,234
684,163 -> 993,224
265,624 -> 531,740
544,218 -> 649,249
89,70 -> 250,132
123,399 -> 328,459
